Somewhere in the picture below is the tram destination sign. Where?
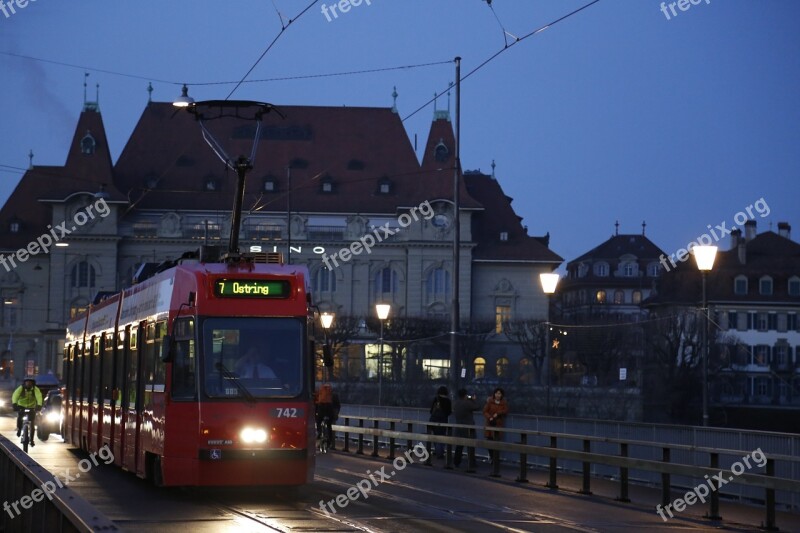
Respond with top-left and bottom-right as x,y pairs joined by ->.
213,279 -> 290,298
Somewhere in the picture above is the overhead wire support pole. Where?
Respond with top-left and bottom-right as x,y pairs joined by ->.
450,56 -> 461,394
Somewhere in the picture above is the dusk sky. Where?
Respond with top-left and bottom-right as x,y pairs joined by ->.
1,0 -> 797,269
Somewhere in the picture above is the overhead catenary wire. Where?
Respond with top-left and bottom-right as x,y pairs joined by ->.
403,0 -> 604,123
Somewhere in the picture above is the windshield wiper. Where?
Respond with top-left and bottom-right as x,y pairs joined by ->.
215,362 -> 256,403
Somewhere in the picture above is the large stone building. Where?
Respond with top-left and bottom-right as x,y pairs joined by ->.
0,97 -> 562,390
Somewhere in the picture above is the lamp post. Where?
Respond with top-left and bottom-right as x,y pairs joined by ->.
539,272 -> 560,416
320,312 -> 334,381
693,245 -> 717,427
375,303 -> 391,407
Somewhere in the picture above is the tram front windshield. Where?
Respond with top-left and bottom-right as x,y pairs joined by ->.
202,317 -> 304,398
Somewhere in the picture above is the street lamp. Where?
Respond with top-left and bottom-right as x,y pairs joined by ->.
375,303 -> 391,406
539,272 -> 560,416
320,312 -> 334,380
693,245 -> 718,427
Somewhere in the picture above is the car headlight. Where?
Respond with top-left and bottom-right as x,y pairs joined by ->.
46,411 -> 61,424
240,427 -> 268,444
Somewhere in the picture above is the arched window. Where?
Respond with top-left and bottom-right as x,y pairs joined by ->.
315,266 -> 336,293
632,290 -> 642,304
70,261 -> 96,288
473,357 -> 486,379
595,290 -> 607,304
425,267 -> 450,302
519,358 -> 533,384
495,357 -> 510,379
80,133 -> 96,155
614,290 -> 625,304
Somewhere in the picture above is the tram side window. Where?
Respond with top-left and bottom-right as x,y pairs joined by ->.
101,332 -> 114,405
171,318 -> 196,400
92,336 -> 102,403
114,330 -> 126,407
82,340 -> 92,402
127,329 -> 139,409
153,320 -> 167,389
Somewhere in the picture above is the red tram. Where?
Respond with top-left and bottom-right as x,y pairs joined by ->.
63,257 -> 316,486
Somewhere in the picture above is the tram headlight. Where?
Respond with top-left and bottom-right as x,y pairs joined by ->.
240,427 -> 268,444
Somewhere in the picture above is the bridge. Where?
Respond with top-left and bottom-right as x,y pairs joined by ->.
2,408 -> 799,532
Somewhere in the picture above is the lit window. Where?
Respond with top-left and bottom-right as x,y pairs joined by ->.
473,357 -> 486,379
495,305 -> 511,333
632,290 -> 642,304
596,290 -> 606,304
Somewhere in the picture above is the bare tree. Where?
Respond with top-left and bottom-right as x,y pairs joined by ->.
502,319 -> 547,385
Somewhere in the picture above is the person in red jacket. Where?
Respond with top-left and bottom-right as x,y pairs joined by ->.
482,387 -> 508,463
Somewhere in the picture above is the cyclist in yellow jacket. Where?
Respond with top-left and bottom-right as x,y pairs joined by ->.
11,377 -> 43,437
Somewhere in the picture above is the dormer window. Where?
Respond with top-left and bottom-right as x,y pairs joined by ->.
205,179 -> 219,191
320,176 -> 335,193
377,177 -> 392,195
789,277 -> 800,296
734,275 -> 748,295
434,139 -> 449,162
499,231 -> 508,241
9,221 -> 19,233
594,262 -> 609,277
759,276 -> 773,296
81,132 -> 96,155
263,177 -> 277,192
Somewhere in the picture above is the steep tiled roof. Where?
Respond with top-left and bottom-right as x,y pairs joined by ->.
0,109 -> 124,250
571,234 -> 665,264
645,230 -> 800,306
465,171 -> 562,264
113,103 -> 482,215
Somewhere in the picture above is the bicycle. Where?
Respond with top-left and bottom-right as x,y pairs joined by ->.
18,407 -> 37,453
317,416 -> 332,454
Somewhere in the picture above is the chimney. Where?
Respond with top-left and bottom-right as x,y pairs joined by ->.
744,220 -> 757,242
730,228 -> 742,250
778,222 -> 791,240
737,233 -> 747,264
